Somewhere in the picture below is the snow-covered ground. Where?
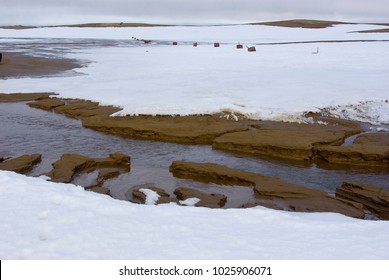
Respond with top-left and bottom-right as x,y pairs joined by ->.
1,24 -> 389,124
1,170 -> 389,260
1,24 -> 389,260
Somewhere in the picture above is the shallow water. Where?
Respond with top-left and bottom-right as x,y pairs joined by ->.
1,102 -> 388,208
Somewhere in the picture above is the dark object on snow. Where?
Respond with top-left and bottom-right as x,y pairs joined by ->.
236,44 -> 243,49
172,41 -> 178,45
247,46 -> 256,52
193,42 -> 198,47
214,42 -> 220,47
0,53 -> 2,63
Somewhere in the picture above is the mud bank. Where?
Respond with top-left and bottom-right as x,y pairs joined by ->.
0,52 -> 81,79
169,161 -> 365,219
21,95 -> 389,167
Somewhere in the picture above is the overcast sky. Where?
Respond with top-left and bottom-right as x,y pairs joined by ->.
1,0 -> 389,25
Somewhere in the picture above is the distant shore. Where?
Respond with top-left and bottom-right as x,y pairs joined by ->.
0,52 -> 82,79
2,19 -> 389,30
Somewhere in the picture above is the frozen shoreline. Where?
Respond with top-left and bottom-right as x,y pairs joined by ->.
1,24 -> 389,124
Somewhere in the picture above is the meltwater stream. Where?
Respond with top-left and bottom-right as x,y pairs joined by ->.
1,102 -> 388,208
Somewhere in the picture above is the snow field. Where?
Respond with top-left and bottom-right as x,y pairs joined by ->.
1,171 -> 389,259
1,24 -> 389,123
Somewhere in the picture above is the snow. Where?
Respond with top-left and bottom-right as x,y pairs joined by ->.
1,170 -> 389,260
139,188 -> 160,205
1,24 -> 389,124
179,197 -> 201,206
1,24 -> 389,259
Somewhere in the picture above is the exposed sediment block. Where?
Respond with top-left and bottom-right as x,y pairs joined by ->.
336,182 -> 389,220
169,161 -> 365,218
83,114 -> 250,144
47,153 -> 131,184
0,154 -> 42,174
213,122 -> 360,161
316,133 -> 389,167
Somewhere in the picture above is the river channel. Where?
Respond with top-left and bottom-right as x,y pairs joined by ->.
1,102 -> 388,208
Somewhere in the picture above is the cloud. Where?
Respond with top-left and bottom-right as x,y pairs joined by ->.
1,0 -> 389,25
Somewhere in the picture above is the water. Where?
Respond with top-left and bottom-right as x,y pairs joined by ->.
1,102 -> 388,208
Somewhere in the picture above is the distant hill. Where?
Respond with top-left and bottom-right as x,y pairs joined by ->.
53,22 -> 169,28
251,19 -> 351,28
352,28 -> 389,33
3,19 -> 389,30
0,22 -> 168,29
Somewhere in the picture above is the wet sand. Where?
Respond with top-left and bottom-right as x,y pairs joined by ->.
0,52 -> 82,79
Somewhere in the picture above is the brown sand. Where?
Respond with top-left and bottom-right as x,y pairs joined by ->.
0,52 -> 82,79
0,93 -> 54,102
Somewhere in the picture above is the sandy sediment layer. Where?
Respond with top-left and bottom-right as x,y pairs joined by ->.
0,52 -> 81,79
336,182 -> 389,220
47,153 -> 131,184
29,98 -> 120,118
213,121 -> 360,161
0,154 -> 42,174
82,114 -> 251,144
169,161 -> 365,219
0,93 -> 54,102
316,133 -> 389,167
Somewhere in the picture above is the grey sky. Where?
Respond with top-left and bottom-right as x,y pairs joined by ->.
1,0 -> 389,25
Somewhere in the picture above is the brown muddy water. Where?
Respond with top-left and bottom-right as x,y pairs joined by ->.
1,102 -> 388,208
